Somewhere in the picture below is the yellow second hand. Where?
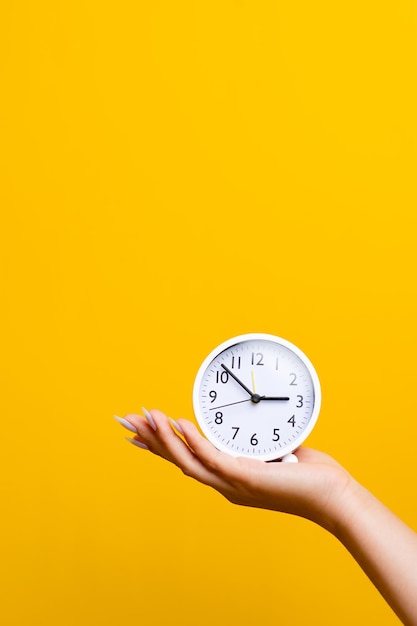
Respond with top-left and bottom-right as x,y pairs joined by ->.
251,370 -> 257,393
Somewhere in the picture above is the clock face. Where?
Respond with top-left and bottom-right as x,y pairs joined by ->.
193,334 -> 321,461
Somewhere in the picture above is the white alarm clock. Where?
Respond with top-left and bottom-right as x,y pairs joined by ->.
192,333 -> 321,462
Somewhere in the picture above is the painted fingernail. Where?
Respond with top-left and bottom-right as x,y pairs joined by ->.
142,407 -> 157,431
126,437 -> 149,450
281,453 -> 298,463
114,415 -> 137,433
169,418 -> 184,436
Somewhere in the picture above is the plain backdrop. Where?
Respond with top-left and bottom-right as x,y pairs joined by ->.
1,2 -> 416,624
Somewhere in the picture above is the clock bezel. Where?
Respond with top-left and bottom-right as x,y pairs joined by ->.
192,333 -> 321,461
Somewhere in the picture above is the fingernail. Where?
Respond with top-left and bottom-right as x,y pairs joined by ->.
169,418 -> 184,436
114,415 -> 137,433
126,437 -> 149,450
142,407 -> 157,431
281,453 -> 298,463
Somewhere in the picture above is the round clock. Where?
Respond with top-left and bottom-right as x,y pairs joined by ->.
192,333 -> 321,462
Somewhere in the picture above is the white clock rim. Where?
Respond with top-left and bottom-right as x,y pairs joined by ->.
192,333 -> 321,462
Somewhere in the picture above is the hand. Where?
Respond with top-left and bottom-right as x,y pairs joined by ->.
122,409 -> 352,532
118,409 -> 417,625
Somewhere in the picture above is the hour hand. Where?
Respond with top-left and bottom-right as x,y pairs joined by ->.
261,395 -> 290,401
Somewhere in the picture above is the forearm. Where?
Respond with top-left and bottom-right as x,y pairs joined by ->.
331,479 -> 417,626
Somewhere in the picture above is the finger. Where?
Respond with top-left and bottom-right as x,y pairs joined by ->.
126,410 -> 231,493
151,410 -> 235,492
176,418 -> 242,479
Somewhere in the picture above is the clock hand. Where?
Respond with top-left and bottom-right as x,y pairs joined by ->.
209,398 -> 252,411
251,370 -> 257,393
261,396 -> 290,401
221,364 -> 253,397
220,364 -> 265,403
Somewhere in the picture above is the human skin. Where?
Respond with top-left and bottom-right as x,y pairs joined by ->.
116,409 -> 417,626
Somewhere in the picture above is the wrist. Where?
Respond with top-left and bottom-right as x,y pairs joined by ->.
307,466 -> 362,535
326,475 -> 374,539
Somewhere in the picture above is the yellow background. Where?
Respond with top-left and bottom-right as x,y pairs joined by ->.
1,1 -> 416,624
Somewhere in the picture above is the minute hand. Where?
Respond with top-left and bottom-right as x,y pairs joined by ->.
220,364 -> 260,399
